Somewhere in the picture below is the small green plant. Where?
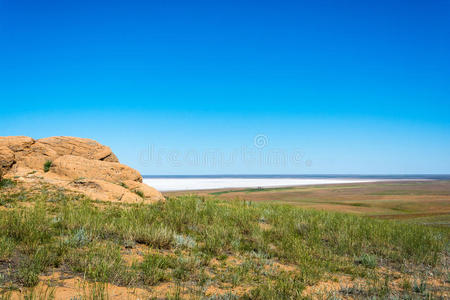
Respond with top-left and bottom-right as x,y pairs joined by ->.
0,178 -> 16,189
16,246 -> 59,287
173,233 -> 196,249
82,282 -> 109,300
43,160 -> 52,172
413,279 -> 427,294
134,189 -> 144,198
356,253 -> 377,268
401,278 -> 412,291
135,225 -> 174,248
22,285 -> 55,299
119,182 -> 128,188
68,228 -> 90,247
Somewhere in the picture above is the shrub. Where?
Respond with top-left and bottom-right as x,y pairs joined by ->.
16,247 -> 57,287
68,228 -> 91,247
173,233 -> 196,249
135,225 -> 174,249
43,160 -> 52,172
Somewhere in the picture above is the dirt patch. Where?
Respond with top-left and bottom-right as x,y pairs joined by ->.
121,243 -> 149,266
205,284 -> 251,297
3,272 -> 152,300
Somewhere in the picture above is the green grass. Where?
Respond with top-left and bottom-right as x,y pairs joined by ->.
404,214 -> 450,227
0,179 -> 16,189
118,182 -> 128,188
355,253 -> 378,269
0,186 -> 448,298
134,189 -> 144,198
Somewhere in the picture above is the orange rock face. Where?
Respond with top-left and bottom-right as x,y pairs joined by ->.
0,136 -> 34,152
0,136 -> 163,203
0,146 -> 15,178
51,155 -> 142,182
37,136 -> 119,162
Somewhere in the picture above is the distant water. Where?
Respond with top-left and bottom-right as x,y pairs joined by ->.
143,175 -> 448,192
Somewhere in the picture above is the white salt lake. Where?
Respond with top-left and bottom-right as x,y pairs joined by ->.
143,177 -> 403,192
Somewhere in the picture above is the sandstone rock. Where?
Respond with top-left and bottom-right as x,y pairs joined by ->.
67,178 -> 146,203
37,136 -> 119,162
0,146 -> 15,168
0,135 -> 163,203
0,136 -> 34,152
30,141 -> 59,158
14,152 -> 53,172
0,146 -> 15,179
51,155 -> 142,183
123,180 -> 165,202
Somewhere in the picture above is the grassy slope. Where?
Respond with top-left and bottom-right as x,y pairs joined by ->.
0,180 -> 449,299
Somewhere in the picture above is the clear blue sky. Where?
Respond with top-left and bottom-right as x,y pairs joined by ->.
1,0 -> 449,174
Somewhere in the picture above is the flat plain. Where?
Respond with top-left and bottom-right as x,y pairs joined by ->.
166,180 -> 450,226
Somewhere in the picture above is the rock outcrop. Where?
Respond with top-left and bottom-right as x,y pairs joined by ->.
0,146 -> 15,179
0,136 -> 163,203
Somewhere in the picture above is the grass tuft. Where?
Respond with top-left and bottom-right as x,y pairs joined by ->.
0,179 -> 16,189
355,253 -> 377,268
118,182 -> 128,189
134,190 -> 144,198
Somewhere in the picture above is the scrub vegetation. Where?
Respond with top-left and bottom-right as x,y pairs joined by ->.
188,181 -> 450,227
0,181 -> 448,299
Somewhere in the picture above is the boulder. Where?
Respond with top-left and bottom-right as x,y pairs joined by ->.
66,178 -> 147,203
14,152 -> 54,172
0,136 -> 163,203
0,136 -> 34,152
0,146 -> 15,179
123,180 -> 165,201
51,155 -> 142,183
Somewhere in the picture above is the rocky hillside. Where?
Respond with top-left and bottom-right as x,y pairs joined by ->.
0,136 -> 163,203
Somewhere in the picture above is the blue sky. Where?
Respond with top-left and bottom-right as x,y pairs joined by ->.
1,0 -> 449,174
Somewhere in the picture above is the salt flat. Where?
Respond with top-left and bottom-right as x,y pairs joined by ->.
143,177 -> 396,192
